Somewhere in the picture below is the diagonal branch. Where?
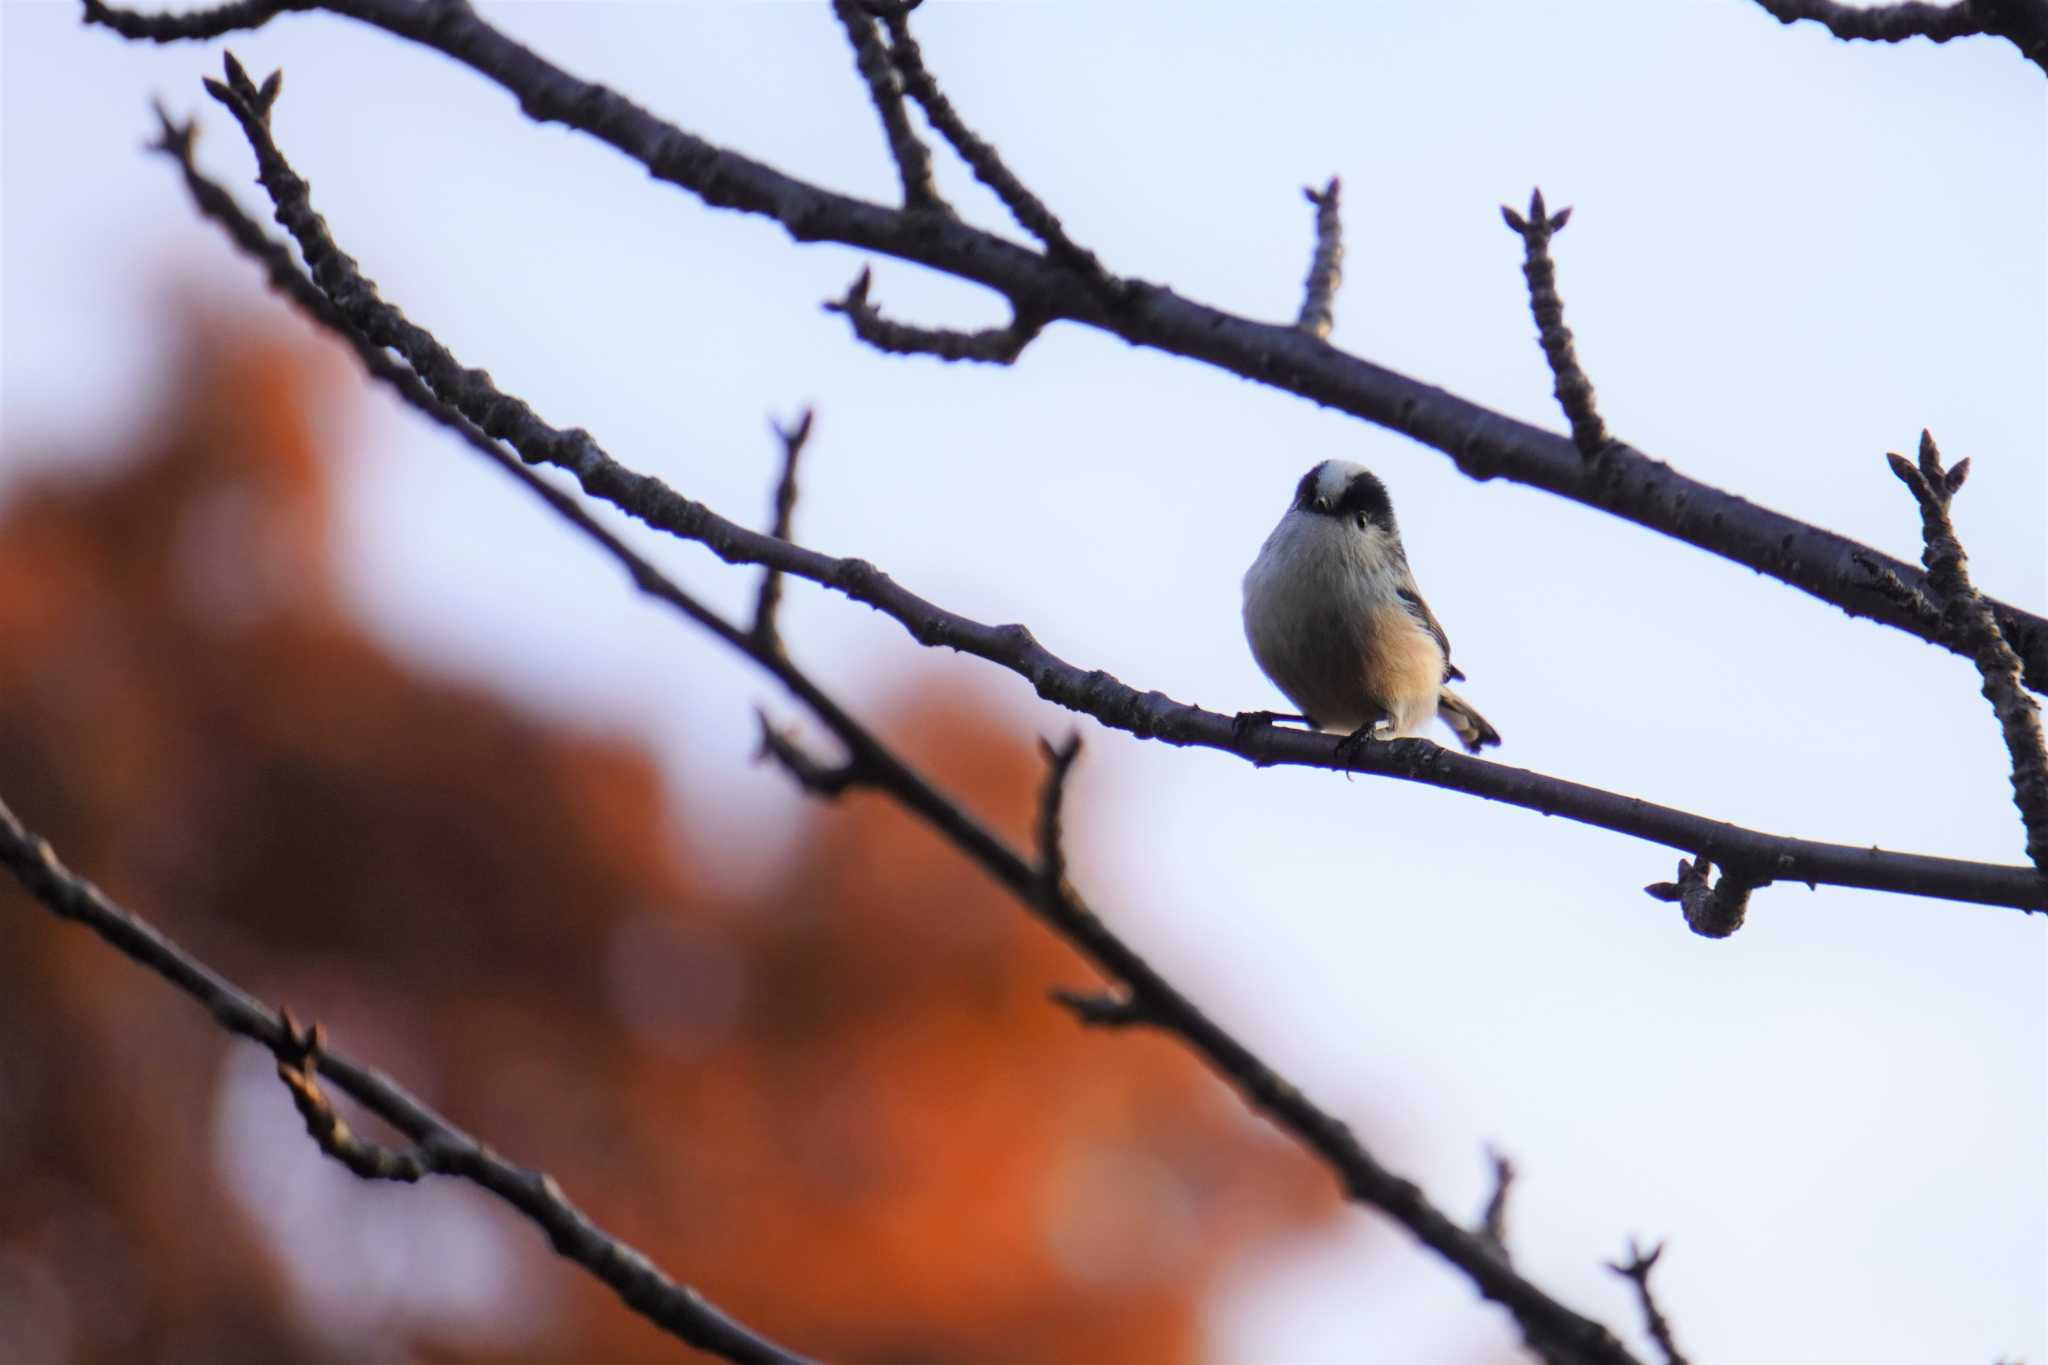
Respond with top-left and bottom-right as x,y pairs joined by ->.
162,75 -> 1650,1359
1749,0 -> 2048,74
1502,188 -> 1611,460
1295,176 -> 1344,339
871,5 -> 1127,307
80,0 -> 2048,696
1886,432 -> 2048,873
827,0 -> 947,214
0,796 -> 817,1365
163,77 -> 2048,916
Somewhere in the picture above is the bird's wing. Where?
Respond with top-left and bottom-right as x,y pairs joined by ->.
1396,586 -> 1464,683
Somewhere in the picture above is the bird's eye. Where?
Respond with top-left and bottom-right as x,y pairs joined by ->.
1355,513 -> 1369,531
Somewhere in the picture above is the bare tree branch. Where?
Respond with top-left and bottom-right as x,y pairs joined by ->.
1480,1148 -> 1517,1257
1295,176 -> 1343,339
828,0 -> 947,214
0,796 -> 818,1365
78,0 -> 2048,695
160,74 -> 2048,917
824,266 -> 1043,363
1749,0 -> 2048,74
1502,187 -> 1611,460
158,67 -> 1655,1360
1887,432 -> 2048,873
1606,1240 -> 1690,1365
751,407 -> 813,652
873,5 -> 1126,307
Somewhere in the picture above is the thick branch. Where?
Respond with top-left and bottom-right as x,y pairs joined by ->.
163,84 -> 2048,916
1502,187 -> 1611,459
81,0 -> 2048,694
0,797 -> 816,1365
1887,432 -> 2048,873
1750,0 -> 2048,74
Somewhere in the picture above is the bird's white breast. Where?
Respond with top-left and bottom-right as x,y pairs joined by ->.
1241,511 -> 1444,735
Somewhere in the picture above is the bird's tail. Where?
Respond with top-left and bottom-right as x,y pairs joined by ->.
1437,687 -> 1501,753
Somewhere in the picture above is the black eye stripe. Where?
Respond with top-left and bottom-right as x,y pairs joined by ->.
1335,470 -> 1395,531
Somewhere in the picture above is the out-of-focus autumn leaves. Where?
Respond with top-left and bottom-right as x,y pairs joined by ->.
0,308 -> 1341,1365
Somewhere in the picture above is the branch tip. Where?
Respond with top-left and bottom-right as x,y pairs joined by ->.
1643,856 -> 1757,938
1048,986 -> 1147,1028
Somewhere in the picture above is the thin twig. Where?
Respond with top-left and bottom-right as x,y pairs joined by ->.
752,408 -> 813,651
1035,731 -> 1083,897
825,266 -> 1043,363
1643,855 -> 1757,938
0,796 -> 816,1365
874,6 -> 1128,308
79,0 -> 2048,693
1502,188 -> 1610,460
1295,176 -> 1343,339
1748,0 -> 2048,74
159,80 -> 2048,917
828,0 -> 947,213
1480,1148 -> 1517,1256
1606,1240 -> 1690,1365
172,74 -> 1648,1361
1886,431 -> 2048,874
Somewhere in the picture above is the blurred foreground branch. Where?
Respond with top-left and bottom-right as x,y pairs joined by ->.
0,796 -> 817,1365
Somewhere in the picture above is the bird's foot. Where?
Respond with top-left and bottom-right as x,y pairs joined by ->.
1333,718 -> 1393,767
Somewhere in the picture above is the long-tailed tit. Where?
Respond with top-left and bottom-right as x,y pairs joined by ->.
1241,460 -> 1500,753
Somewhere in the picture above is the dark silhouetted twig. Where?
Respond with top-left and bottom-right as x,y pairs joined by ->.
873,6 -> 1127,307
828,0 -> 947,213
0,796 -> 818,1365
1887,431 -> 2048,874
1296,176 -> 1343,339
824,266 -> 1043,363
1480,1148 -> 1517,1255
1502,188 -> 1610,460
752,408 -> 813,651
79,0 -> 2048,694
1606,1240 -> 1690,1365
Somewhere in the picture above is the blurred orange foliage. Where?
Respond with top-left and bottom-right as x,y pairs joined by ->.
0,308 -> 1339,1364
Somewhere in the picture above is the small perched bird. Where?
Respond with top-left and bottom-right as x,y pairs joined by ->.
1241,459 -> 1500,753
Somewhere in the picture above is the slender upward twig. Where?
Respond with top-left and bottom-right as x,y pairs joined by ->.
751,407 -> 813,651
166,67 -> 2048,917
827,0 -> 947,213
1502,188 -> 1609,460
79,0 -> 2048,695
872,6 -> 1127,306
1295,176 -> 1343,339
1886,432 -> 2048,874
1606,1240 -> 1690,1365
163,72 -> 1650,1362
0,795 -> 817,1365
1748,0 -> 2048,74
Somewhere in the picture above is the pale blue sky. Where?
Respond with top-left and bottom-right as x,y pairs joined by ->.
5,2 -> 2045,1361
